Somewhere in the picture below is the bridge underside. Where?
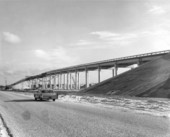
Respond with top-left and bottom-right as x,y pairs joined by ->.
11,59 -> 153,90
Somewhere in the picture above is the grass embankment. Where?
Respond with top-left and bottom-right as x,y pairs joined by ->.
82,53 -> 170,98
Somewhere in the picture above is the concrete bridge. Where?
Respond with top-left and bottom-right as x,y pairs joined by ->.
10,50 -> 170,90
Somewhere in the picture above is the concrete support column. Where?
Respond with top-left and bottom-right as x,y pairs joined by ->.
53,75 -> 56,89
31,80 -> 33,89
36,79 -> 38,89
60,74 -> 62,89
114,63 -> 118,76
44,78 -> 46,89
46,77 -> 49,89
67,72 -> 69,90
33,79 -> 35,89
41,78 -> 44,89
29,80 -> 32,89
43,77 -> 46,89
85,68 -> 89,88
63,73 -> 66,89
98,66 -> 101,83
57,74 -> 60,90
35,79 -> 37,88
112,69 -> 115,77
58,74 -> 60,89
70,73 -> 72,90
21,82 -> 24,90
28,81 -> 30,89
44,77 -> 46,89
44,77 -> 47,89
49,76 -> 52,89
75,71 -> 77,89
77,72 -> 80,90
137,58 -> 142,66
40,78 -> 41,88
40,78 -> 42,89
28,80 -> 30,89
34,79 -> 36,88
36,79 -> 38,88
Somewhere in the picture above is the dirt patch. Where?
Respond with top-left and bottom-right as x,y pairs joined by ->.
59,94 -> 170,118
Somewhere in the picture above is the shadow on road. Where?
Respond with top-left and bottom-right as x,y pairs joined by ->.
4,99 -> 49,102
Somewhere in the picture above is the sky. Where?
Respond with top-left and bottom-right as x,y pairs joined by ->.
0,0 -> 170,85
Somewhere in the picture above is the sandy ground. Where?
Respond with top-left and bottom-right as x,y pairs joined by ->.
0,117 -> 9,137
58,94 -> 170,117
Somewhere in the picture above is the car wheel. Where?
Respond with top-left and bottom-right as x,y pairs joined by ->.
35,98 -> 37,101
53,99 -> 55,101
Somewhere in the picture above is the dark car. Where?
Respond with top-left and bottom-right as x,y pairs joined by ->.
34,89 -> 58,101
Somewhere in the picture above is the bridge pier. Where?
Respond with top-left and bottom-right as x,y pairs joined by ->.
49,76 -> 52,89
85,68 -> 89,88
114,63 -> 118,76
67,72 -> 69,90
137,58 -> 143,66
98,66 -> 101,83
112,69 -> 115,77
77,72 -> 80,90
60,73 -> 62,89
62,74 -> 65,89
45,77 -> 48,89
75,71 -> 77,89
43,77 -> 46,89
53,75 -> 56,89
36,78 -> 39,88
70,73 -> 72,90
30,80 -> 33,89
39,78 -> 42,89
64,73 -> 67,89
57,74 -> 60,89
58,74 -> 60,89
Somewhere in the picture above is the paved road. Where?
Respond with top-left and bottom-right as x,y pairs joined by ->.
0,91 -> 169,137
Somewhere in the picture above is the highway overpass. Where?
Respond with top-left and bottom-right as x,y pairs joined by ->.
10,50 -> 170,90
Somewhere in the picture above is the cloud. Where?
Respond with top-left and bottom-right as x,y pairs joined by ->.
69,40 -> 96,49
50,47 -> 75,62
2,32 -> 21,44
69,31 -> 138,50
91,31 -> 137,44
34,49 -> 50,60
91,31 -> 119,39
34,47 -> 79,68
74,40 -> 94,46
149,5 -> 166,15
142,28 -> 170,51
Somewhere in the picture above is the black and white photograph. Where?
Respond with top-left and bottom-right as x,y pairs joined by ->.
0,0 -> 170,137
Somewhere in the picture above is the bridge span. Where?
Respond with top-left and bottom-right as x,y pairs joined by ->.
10,50 -> 170,90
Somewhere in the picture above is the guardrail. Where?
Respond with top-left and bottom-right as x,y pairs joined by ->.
48,49 -> 170,73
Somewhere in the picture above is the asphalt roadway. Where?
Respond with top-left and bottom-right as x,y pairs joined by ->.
0,91 -> 169,137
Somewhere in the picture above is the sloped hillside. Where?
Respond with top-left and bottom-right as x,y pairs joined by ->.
82,53 -> 170,98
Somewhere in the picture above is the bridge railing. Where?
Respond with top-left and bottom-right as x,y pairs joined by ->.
49,49 -> 170,72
